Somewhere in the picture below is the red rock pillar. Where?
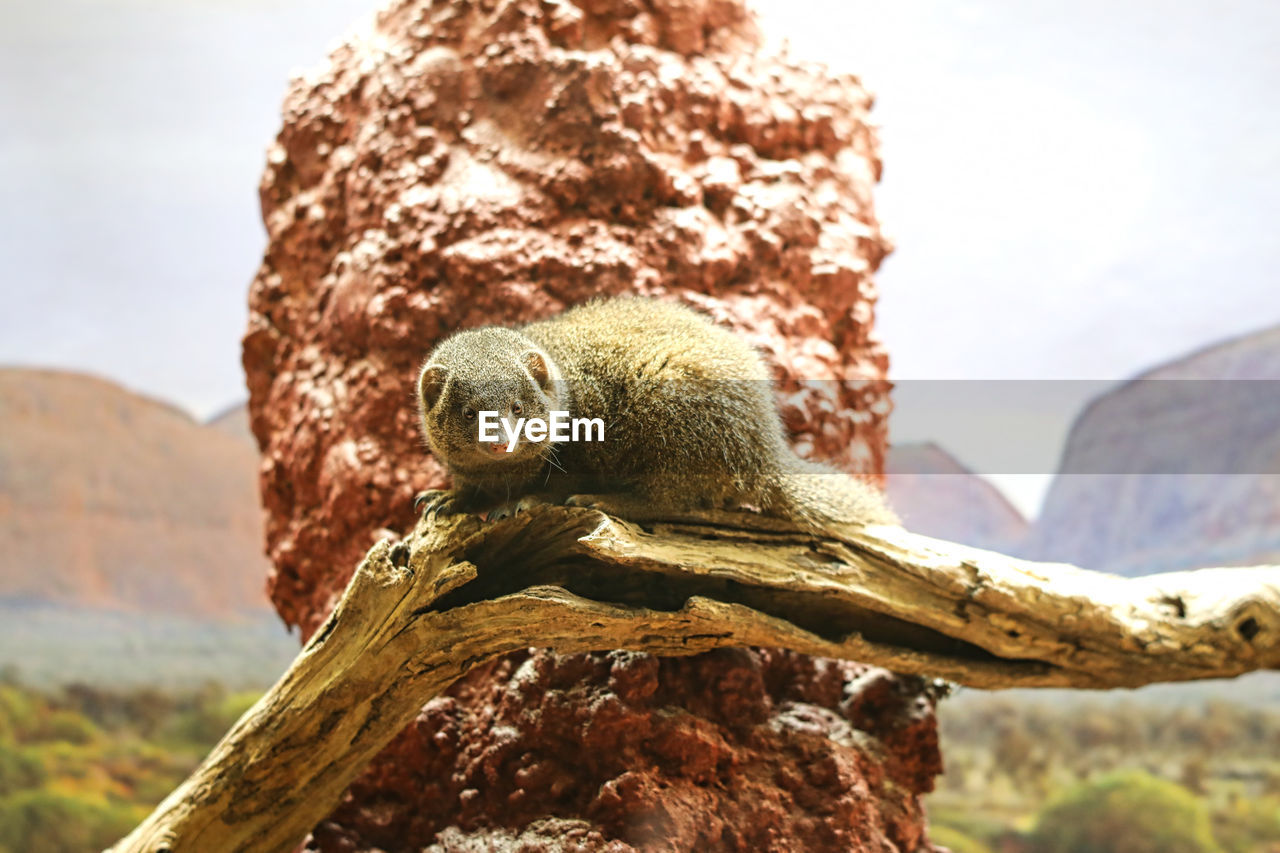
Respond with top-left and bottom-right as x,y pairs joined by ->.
244,0 -> 935,849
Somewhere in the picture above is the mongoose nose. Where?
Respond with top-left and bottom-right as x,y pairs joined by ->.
487,442 -> 508,454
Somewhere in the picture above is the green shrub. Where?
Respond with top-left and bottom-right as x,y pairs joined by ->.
29,710 -> 99,746
212,691 -> 260,733
1211,795 -> 1280,853
165,688 -> 259,748
931,824 -> 994,853
1030,770 -> 1220,853
929,807 -> 1012,848
0,790 -> 135,853
0,688 -> 37,740
0,745 -> 45,797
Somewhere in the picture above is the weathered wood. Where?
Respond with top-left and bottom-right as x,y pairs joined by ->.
111,505 -> 1280,852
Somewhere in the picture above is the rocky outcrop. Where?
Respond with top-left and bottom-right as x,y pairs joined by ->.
243,0 -> 892,637
314,649 -> 940,853
0,369 -> 273,616
243,0 -> 936,849
1029,324 -> 1280,576
885,442 -> 1028,553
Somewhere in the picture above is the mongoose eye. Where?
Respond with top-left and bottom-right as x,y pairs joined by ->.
463,407 -> 476,421
511,401 -> 523,416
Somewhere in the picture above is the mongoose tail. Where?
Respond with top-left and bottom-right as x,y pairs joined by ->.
768,456 -> 898,529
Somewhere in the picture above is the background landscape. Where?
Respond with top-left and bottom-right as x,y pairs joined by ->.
3,326 -> 1278,849
1,0 -> 1278,851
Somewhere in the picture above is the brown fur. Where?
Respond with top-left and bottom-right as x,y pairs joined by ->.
417,297 -> 895,527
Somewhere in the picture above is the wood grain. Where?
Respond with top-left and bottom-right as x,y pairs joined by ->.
112,505 -> 1280,852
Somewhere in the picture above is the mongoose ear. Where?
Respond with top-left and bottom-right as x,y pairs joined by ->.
418,364 -> 448,410
523,350 -> 553,391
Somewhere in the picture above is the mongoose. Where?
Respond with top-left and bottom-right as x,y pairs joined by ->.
416,297 -> 894,528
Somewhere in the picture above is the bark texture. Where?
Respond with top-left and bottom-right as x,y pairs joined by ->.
112,507 -> 1280,852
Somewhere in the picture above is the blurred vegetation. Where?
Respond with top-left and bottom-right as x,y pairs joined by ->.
1031,771 -> 1220,853
1,670 -> 1278,851
0,673 -> 259,852
930,824 -> 995,853
930,693 -> 1280,853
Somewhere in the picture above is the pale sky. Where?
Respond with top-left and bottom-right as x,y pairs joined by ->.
2,0 -> 1277,518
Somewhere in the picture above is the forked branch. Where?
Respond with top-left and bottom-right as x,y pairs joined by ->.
112,506 -> 1280,852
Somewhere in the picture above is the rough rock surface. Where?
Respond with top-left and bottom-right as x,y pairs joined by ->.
244,0 -> 892,636
310,649 -> 941,852
244,0 -> 936,849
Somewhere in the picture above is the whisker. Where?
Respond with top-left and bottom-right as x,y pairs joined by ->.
542,447 -> 567,474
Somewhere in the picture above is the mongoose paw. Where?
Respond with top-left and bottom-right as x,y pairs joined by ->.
413,490 -> 441,513
485,494 -> 550,521
415,489 -> 466,519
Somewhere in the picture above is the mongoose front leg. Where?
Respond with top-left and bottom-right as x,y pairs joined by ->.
485,493 -> 556,520
414,485 -> 487,519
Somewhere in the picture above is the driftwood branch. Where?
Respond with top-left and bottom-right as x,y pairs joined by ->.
113,506 -> 1280,852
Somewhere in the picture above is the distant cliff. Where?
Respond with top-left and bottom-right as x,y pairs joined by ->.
0,369 -> 273,614
0,369 -> 293,686
208,401 -> 254,445
1027,324 -> 1280,576
885,442 -> 1028,553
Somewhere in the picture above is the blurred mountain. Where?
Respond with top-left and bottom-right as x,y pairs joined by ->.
1027,324 -> 1280,576
885,443 -> 1029,553
208,400 -> 253,444
0,369 -> 272,614
0,369 -> 293,686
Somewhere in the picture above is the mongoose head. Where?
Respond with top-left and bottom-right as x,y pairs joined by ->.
418,327 -> 564,470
